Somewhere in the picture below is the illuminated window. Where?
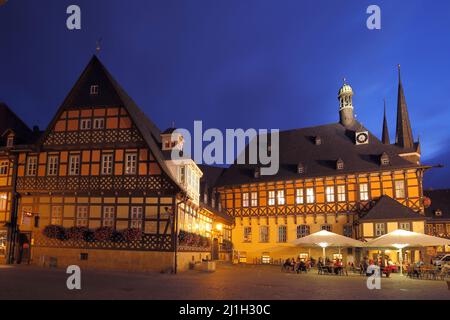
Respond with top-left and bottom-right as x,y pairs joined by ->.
306,188 -> 315,204
278,225 -> 287,243
47,155 -> 59,176
296,188 -> 304,204
125,153 -> 137,175
375,223 -> 385,236
102,207 -> 115,228
130,207 -> 143,229
251,192 -> 258,207
90,85 -> 99,95
0,230 -> 7,257
297,225 -> 310,238
436,224 -> 444,235
277,190 -> 285,205
260,226 -> 269,243
0,162 -> 8,175
242,192 -> 249,208
395,180 -> 406,199
76,206 -> 89,227
243,226 -> 252,243
321,225 -> 332,232
80,119 -> 91,130
359,183 -> 369,201
68,155 -> 80,176
26,156 -> 38,176
337,185 -> 346,202
326,186 -> 335,202
101,154 -> 113,175
399,222 -> 410,231
268,191 -> 275,206
0,193 -> 7,211
93,118 -> 105,129
51,206 -> 63,225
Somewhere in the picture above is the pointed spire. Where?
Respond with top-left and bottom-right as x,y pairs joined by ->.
395,64 -> 414,149
382,99 -> 390,144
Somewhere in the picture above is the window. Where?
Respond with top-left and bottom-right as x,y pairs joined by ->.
47,155 -> 59,176
268,191 -> 275,206
93,118 -> 105,129
0,162 -> 8,175
243,226 -> 252,242
399,222 -> 411,231
306,188 -> 315,204
130,207 -> 143,229
101,154 -> 113,175
125,153 -> 137,175
102,207 -> 115,228
76,207 -> 89,227
375,223 -> 385,236
90,85 -> 99,95
251,192 -> 258,207
343,224 -> 352,237
179,166 -> 186,184
0,193 -> 7,211
6,135 -> 14,147
337,185 -> 346,202
395,180 -> 406,199
0,230 -> 7,257
359,183 -> 369,201
51,206 -> 63,225
26,156 -> 38,176
80,119 -> 91,130
296,189 -> 304,204
242,192 -> 249,208
321,225 -> 332,232
68,155 -> 80,176
326,186 -> 335,202
277,190 -> 285,205
278,225 -> 287,243
260,226 -> 269,243
297,225 -> 310,238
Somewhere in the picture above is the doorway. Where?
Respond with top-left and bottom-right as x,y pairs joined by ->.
212,238 -> 219,260
17,232 -> 31,264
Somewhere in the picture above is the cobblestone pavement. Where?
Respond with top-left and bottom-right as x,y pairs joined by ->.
0,264 -> 449,300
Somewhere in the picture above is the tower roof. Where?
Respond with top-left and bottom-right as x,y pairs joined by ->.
395,65 -> 414,149
382,100 -> 390,144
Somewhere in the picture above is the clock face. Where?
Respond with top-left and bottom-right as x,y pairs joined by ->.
357,132 -> 368,143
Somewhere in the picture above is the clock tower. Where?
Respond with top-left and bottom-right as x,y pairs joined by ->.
338,79 -> 355,128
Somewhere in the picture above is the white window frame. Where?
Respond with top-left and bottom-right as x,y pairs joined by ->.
297,225 -> 310,238
68,155 -> 80,176
242,192 -> 249,208
76,206 -> 89,227
260,225 -> 269,243
93,118 -> 105,130
296,188 -> 304,204
395,180 -> 406,199
0,162 -> 8,176
268,191 -> 275,206
337,185 -> 346,202
26,156 -> 38,176
321,225 -> 332,232
399,222 -> 411,231
125,153 -> 137,175
90,85 -> 99,95
375,223 -> 386,236
130,206 -> 143,229
0,193 -> 7,211
47,155 -> 59,176
80,119 -> 92,130
278,225 -> 287,243
6,135 -> 14,147
326,186 -> 335,203
251,192 -> 258,207
277,190 -> 285,205
243,226 -> 252,243
101,154 -> 113,175
306,188 -> 315,204
359,183 -> 369,201
102,207 -> 115,228
51,206 -> 63,225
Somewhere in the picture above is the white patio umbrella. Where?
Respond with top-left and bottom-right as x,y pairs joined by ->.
365,229 -> 450,275
292,230 -> 364,262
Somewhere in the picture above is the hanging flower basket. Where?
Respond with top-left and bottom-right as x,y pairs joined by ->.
122,228 -> 142,242
66,226 -> 89,241
94,227 -> 114,241
43,225 -> 66,240
111,230 -> 125,243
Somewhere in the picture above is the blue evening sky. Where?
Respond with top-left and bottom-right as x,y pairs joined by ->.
0,0 -> 449,188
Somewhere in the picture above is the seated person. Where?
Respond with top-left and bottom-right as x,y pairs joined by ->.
334,259 -> 343,274
297,259 -> 307,273
282,258 -> 291,271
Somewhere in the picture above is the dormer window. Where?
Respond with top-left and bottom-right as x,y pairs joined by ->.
435,209 -> 443,217
297,162 -> 305,174
6,134 -> 14,148
254,167 -> 261,179
90,85 -> 99,95
380,152 -> 390,166
336,158 -> 344,170
315,136 -> 322,145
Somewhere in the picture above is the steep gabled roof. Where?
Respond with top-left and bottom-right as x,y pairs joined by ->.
395,66 -> 414,149
359,195 -> 425,221
0,103 -> 34,146
424,189 -> 450,221
216,121 -> 425,187
382,101 -> 390,145
38,55 -> 181,192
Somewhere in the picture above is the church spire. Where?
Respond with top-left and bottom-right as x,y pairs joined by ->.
382,99 -> 390,144
395,65 -> 414,149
